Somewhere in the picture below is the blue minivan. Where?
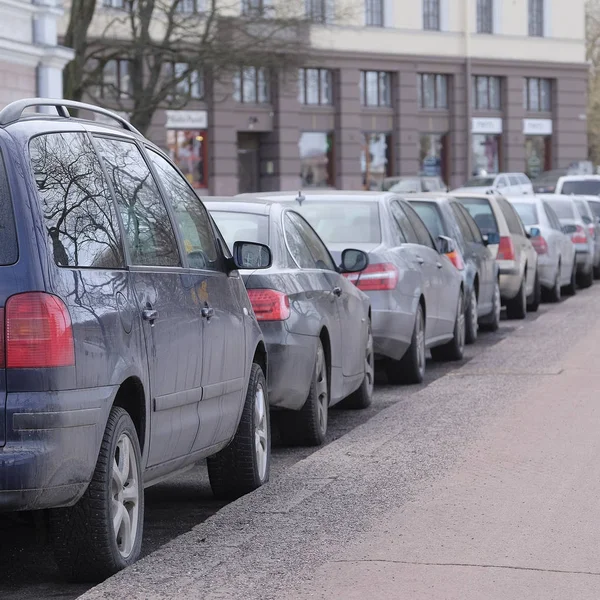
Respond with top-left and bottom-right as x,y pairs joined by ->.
0,99 -> 273,581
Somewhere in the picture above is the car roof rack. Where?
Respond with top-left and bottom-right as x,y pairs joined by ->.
0,98 -> 142,136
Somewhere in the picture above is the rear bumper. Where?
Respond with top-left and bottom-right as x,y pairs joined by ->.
498,262 -> 521,301
0,386 -> 116,512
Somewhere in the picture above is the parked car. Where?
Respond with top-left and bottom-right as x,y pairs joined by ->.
571,196 -> 600,277
555,174 -> 600,195
452,193 -> 540,318
0,99 -> 275,582
507,196 -> 577,300
531,169 -> 568,194
407,195 -> 500,342
540,194 -> 595,288
206,198 -> 373,447
452,173 -> 533,196
383,175 -> 447,193
238,191 -> 465,385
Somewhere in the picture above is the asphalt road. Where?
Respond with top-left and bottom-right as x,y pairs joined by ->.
0,308 -> 536,600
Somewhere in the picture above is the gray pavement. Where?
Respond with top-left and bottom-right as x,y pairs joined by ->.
79,287 -> 600,600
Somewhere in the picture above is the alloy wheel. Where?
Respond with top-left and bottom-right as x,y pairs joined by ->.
493,283 -> 501,323
254,385 -> 269,482
363,329 -> 375,398
469,289 -> 478,338
315,345 -> 329,436
456,294 -> 466,352
416,310 -> 426,378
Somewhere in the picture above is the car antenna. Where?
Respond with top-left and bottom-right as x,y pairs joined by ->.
296,190 -> 305,205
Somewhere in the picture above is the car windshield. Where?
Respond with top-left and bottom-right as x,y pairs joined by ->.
410,201 -> 447,239
511,203 -> 539,226
561,180 -> 600,195
294,201 -> 381,244
464,177 -> 495,187
209,211 -> 269,250
455,197 -> 498,234
389,179 -> 420,193
546,200 -> 576,220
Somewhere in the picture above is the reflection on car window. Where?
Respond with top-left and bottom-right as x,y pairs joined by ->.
390,200 -> 417,243
456,198 -> 499,234
458,204 -> 484,243
574,200 -> 592,224
401,202 -> 436,249
561,180 -> 600,195
283,213 -> 316,269
410,201 -> 447,239
450,203 -> 476,243
546,199 -> 576,220
0,151 -> 17,266
498,198 -> 524,235
95,137 -> 180,267
148,150 -> 219,270
543,203 -> 562,231
587,200 -> 600,220
511,203 -> 539,226
210,211 -> 269,251
287,211 -> 336,271
30,133 -> 124,268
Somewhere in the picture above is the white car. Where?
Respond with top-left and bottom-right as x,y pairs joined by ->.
452,173 -> 534,197
508,196 -> 577,301
555,174 -> 600,196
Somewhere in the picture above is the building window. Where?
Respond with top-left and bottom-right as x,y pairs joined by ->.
167,130 -> 208,189
360,71 -> 392,107
305,0 -> 332,24
423,0 -> 440,30
418,74 -> 448,109
477,0 -> 493,33
420,133 -> 448,183
242,0 -> 272,15
473,134 -> 501,175
167,63 -> 203,100
524,78 -> 551,111
472,76 -> 501,110
176,0 -> 205,13
525,136 -> 551,179
298,68 -> 333,105
100,59 -> 131,99
299,132 -> 334,188
102,0 -> 125,8
529,0 -> 544,36
233,67 -> 270,103
362,133 -> 392,190
366,0 -> 384,26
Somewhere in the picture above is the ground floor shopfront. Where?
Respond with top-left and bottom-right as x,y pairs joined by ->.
143,54 -> 588,196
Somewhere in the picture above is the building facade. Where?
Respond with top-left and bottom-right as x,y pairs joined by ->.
0,0 -> 73,107
72,0 -> 588,193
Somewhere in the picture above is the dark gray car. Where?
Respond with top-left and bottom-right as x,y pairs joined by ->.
207,199 -> 374,447
408,196 -> 500,342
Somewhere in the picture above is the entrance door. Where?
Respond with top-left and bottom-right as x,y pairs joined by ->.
238,132 -> 260,194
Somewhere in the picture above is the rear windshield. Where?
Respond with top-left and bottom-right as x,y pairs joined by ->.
410,201 -> 447,239
511,203 -> 539,226
561,180 -> 600,195
294,201 -> 381,244
0,151 -> 17,265
546,199 -> 576,219
464,177 -> 495,187
209,211 -> 269,250
455,197 -> 498,234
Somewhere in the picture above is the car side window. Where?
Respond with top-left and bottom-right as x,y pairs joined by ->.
287,211 -> 337,271
543,202 -> 562,231
390,200 -> 417,244
459,204 -> 484,243
30,132 -> 125,269
148,150 -> 221,271
94,137 -> 180,267
283,213 -> 318,269
450,203 -> 475,243
497,198 -> 524,236
401,202 -> 436,250
496,176 -> 507,189
509,175 -> 520,187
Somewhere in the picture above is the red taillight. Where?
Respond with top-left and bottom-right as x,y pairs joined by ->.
531,235 -> 549,255
247,289 -> 290,321
344,263 -> 399,291
5,293 -> 75,368
0,308 -> 4,369
571,225 -> 588,244
446,250 -> 465,270
497,236 -> 516,261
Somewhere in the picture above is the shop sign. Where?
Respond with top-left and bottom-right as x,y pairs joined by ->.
523,118 -> 553,136
165,110 -> 208,130
471,117 -> 503,135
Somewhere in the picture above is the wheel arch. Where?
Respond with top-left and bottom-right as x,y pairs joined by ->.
112,376 -> 146,453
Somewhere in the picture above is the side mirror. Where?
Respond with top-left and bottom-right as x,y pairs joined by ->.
437,235 -> 456,255
231,241 -> 272,270
482,232 -> 500,246
528,226 -> 541,238
339,249 -> 369,273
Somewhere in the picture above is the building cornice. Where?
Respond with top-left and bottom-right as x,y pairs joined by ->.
0,36 -> 73,68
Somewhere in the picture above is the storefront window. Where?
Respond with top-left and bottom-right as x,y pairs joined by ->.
472,133 -> 500,175
167,130 -> 208,189
361,133 -> 391,190
525,136 -> 551,179
299,132 -> 334,188
419,134 -> 443,176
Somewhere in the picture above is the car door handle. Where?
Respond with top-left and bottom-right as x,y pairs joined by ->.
142,308 -> 158,325
201,305 -> 215,320
332,286 -> 343,297
415,255 -> 425,265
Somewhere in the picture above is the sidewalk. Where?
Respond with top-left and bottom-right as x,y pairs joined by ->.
82,289 -> 600,600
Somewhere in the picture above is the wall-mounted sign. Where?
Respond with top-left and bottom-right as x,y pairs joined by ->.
523,118 -> 553,136
472,117 -> 503,135
165,110 -> 208,130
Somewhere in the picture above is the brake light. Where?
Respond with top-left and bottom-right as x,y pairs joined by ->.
446,250 -> 465,270
247,289 -> 290,321
497,236 -> 516,261
0,308 -> 4,369
531,235 -> 548,255
344,263 -> 399,291
571,225 -> 588,244
5,293 -> 75,368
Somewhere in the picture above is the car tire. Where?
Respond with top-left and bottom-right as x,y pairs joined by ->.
479,280 -> 501,332
386,303 -> 425,385
563,259 -> 577,296
208,363 -> 270,500
527,270 -> 541,313
430,290 -> 465,362
545,267 -> 562,303
338,323 -> 374,409
579,266 -> 594,289
279,340 -> 329,446
594,263 -> 600,280
465,287 -> 478,345
49,406 -> 144,583
506,276 -> 527,320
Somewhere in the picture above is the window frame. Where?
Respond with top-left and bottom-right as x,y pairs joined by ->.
360,70 -> 392,108
422,0 -> 440,30
298,68 -> 334,106
477,0 -> 494,34
472,75 -> 501,111
524,77 -> 552,112
366,0 -> 384,26
305,0 -> 330,24
233,66 -> 271,104
100,58 -> 131,100
528,0 -> 544,36
167,62 -> 204,101
418,73 -> 448,109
